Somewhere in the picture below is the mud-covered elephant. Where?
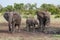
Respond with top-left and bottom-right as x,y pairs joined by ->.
3,11 -> 21,33
26,17 -> 38,32
36,10 -> 50,32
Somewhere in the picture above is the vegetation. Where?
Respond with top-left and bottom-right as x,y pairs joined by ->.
0,3 -> 60,18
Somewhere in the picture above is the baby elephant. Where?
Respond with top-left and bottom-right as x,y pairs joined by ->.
26,17 -> 38,32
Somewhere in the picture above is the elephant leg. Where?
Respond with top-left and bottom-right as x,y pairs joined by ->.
18,25 -> 20,32
9,26 -> 11,32
26,25 -> 30,32
8,23 -> 12,32
26,25 -> 28,32
12,26 -> 15,33
42,24 -> 45,33
12,23 -> 15,33
40,24 -> 43,32
42,20 -> 46,33
29,26 -> 31,32
33,25 -> 35,32
39,19 -> 43,32
42,24 -> 45,32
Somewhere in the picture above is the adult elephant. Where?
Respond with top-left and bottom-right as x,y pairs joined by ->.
3,11 -> 21,33
36,10 -> 50,32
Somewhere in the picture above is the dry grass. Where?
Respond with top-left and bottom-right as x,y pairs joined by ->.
0,16 -> 7,23
50,15 -> 60,27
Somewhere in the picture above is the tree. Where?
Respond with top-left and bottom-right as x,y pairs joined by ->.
24,3 -> 37,15
0,4 -> 3,12
40,4 -> 58,15
14,3 -> 24,14
5,5 -> 14,11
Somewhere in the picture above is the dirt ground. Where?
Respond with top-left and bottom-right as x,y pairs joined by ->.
0,23 -> 56,40
0,16 -> 60,40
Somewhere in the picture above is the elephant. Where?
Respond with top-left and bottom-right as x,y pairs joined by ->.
26,17 -> 38,32
3,11 -> 21,33
36,10 -> 50,32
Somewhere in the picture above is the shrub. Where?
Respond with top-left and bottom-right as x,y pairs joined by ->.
55,15 -> 60,18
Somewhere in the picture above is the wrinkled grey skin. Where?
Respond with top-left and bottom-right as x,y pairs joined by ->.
26,18 -> 38,32
36,11 -> 50,32
3,11 -> 21,33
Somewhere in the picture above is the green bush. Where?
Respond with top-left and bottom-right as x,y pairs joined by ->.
22,15 -> 28,18
22,14 -> 35,18
55,15 -> 60,18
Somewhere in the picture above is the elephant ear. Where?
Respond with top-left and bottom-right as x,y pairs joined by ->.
3,12 -> 10,21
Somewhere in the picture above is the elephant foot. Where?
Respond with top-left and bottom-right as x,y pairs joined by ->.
26,28 -> 30,32
9,29 -> 12,33
9,28 -> 11,31
33,29 -> 36,32
11,31 -> 16,33
33,31 -> 36,33
41,30 -> 45,33
18,30 -> 21,33
27,30 -> 29,32
11,29 -> 16,33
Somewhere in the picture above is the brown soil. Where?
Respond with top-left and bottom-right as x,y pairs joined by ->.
0,21 -> 60,40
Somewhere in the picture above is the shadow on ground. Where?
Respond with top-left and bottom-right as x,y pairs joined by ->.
0,23 -> 60,35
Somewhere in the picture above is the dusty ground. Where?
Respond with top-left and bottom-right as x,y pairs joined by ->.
0,16 -> 60,40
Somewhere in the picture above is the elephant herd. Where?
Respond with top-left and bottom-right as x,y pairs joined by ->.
3,10 -> 50,33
